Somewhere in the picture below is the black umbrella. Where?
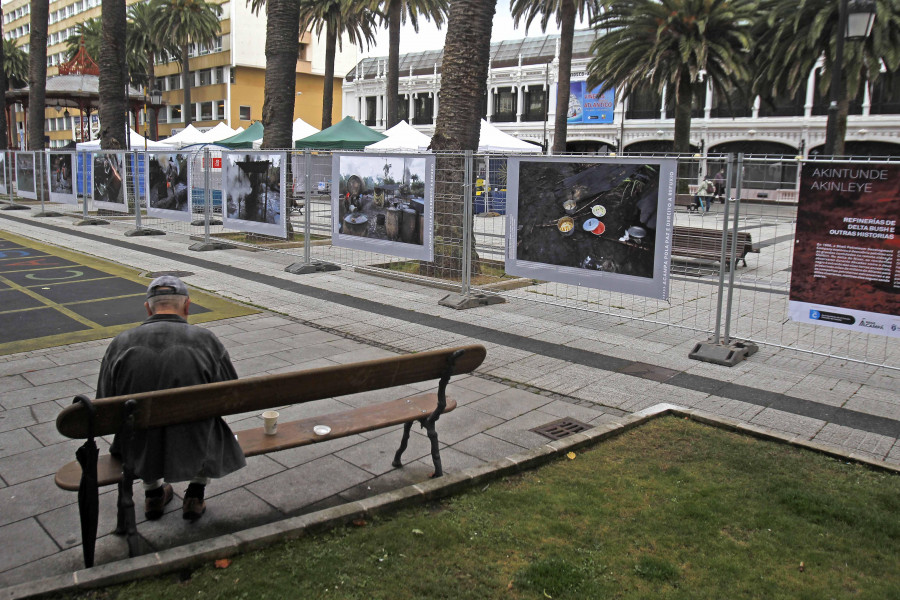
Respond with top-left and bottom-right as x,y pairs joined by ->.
73,394 -> 99,568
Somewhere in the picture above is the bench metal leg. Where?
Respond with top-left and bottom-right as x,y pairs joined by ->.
423,419 -> 443,478
113,400 -> 140,557
391,421 -> 414,469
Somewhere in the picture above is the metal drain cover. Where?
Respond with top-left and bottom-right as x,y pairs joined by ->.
147,271 -> 195,278
531,418 -> 592,441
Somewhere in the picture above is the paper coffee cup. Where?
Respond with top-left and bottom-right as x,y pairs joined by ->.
262,410 -> 279,435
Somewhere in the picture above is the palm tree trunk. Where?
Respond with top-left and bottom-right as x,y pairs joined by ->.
673,70 -> 693,154
146,55 -> 158,141
385,0 -> 401,129
261,0 -> 299,148
0,16 -> 7,150
832,95 -> 849,156
551,0 -> 575,154
430,0 -> 496,278
27,0 -> 49,151
181,46 -> 192,126
99,0 -> 127,149
321,24 -> 337,130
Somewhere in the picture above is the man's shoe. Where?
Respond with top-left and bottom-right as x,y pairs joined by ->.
183,496 -> 206,521
144,483 -> 173,520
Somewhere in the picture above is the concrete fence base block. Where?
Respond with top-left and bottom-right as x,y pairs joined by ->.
438,292 -> 506,310
124,228 -> 165,237
688,338 -> 758,367
188,241 -> 236,252
285,261 -> 341,275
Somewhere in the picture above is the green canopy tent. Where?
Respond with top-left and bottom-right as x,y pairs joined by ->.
217,121 -> 264,149
294,116 -> 386,150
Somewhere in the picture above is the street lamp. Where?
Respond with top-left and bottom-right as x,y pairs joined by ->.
823,0 -> 876,156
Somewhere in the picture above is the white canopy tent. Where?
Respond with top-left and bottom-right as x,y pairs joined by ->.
205,122 -> 238,142
76,129 -> 177,151
478,120 -> 539,153
364,120 -> 431,153
292,118 -> 319,143
163,124 -> 211,148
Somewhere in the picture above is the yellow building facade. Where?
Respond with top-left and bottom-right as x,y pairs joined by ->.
3,0 -> 356,147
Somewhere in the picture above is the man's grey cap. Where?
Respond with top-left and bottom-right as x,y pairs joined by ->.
146,275 -> 189,299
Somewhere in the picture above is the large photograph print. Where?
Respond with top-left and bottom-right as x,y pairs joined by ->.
47,152 -> 77,204
146,153 -> 191,221
222,152 -> 286,238
506,156 -> 676,300
15,152 -> 36,200
92,152 -> 128,213
0,151 -> 7,196
331,153 -> 435,262
788,162 -> 899,337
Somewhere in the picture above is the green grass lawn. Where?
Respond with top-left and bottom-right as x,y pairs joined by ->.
71,418 -> 900,599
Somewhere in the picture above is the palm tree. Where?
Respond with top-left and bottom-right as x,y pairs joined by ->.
511,0 -> 600,153
587,0 -> 756,154
430,0 -> 496,278
371,0 -> 449,129
299,0 -> 380,131
127,3 -> 176,140
152,0 -> 222,127
98,0 -> 128,149
2,38 -> 28,150
27,0 -> 50,150
753,0 -> 900,156
65,18 -> 102,63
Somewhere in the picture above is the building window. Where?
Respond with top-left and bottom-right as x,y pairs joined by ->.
198,69 -> 211,86
171,105 -> 182,122
523,87 -> 547,122
239,105 -> 251,121
492,87 -> 517,122
158,108 -> 167,124
216,100 -> 225,120
169,74 -> 181,90
870,73 -> 900,115
413,94 -> 433,125
364,97 -> 376,126
200,101 -> 213,121
397,95 -> 409,122
214,66 -> 223,84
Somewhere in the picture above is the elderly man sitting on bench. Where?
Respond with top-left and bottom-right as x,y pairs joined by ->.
99,276 -> 246,521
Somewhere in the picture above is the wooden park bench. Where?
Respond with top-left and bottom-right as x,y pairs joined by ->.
672,226 -> 759,269
55,344 -> 486,568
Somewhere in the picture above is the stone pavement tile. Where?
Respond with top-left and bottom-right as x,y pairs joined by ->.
413,445 -> 488,473
467,387 -> 553,421
137,487 -> 280,553
842,395 -> 900,421
0,378 -> 94,410
200,323 -> 247,338
865,370 -> 898,391
0,374 -> 32,394
887,441 -> 900,464
223,326 -> 298,346
265,357 -> 342,375
0,428 -> 42,459
44,345 -> 107,367
231,354 -> 293,379
275,323 -> 319,336
276,330 -> 345,349
338,460 -> 436,503
264,435 -> 364,470
335,428 -> 432,476
328,347 -> 398,365
36,488 -> 122,550
0,474 -> 75,527
444,384 -> 487,407
812,423 -> 895,459
0,518 -> 60,573
27,419 -> 69,446
451,432 -> 529,462
428,406 -> 503,446
333,385 -> 423,410
689,397 -> 765,422
246,454 -> 371,514
230,315 -> 295,331
749,408 -> 823,440
326,337 -> 370,352
270,343 -> 349,364
0,437 -> 103,485
22,360 -> 101,387
483,411 -> 559,449
203,455 -> 287,499
0,355 -> 57,378
226,339 -> 293,361
535,400 -> 608,424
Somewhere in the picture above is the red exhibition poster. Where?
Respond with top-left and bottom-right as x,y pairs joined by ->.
789,162 -> 899,337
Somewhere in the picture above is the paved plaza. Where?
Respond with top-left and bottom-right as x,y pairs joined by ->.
0,207 -> 898,595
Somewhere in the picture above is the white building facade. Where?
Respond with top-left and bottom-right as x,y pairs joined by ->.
342,29 -> 900,157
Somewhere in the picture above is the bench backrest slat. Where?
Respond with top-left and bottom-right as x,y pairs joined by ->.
57,344 -> 486,439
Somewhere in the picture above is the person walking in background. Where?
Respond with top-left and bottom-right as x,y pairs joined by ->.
713,169 -> 725,203
695,177 -> 714,214
97,276 -> 246,521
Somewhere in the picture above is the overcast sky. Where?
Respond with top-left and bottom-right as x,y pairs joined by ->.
359,4 -> 592,59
